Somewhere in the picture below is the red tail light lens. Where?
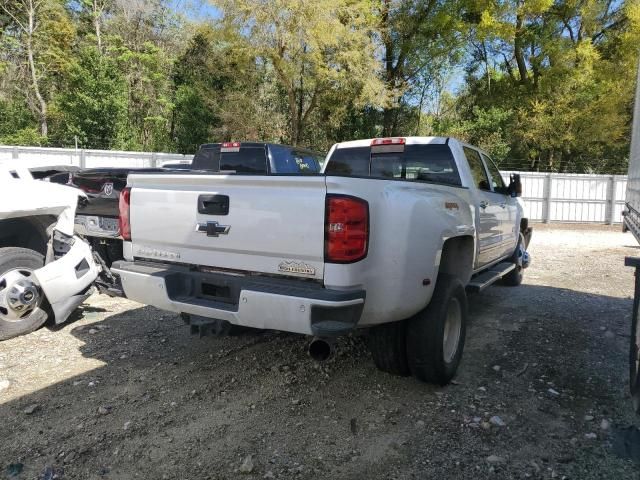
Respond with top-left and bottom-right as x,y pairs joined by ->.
118,187 -> 131,241
371,137 -> 405,146
325,195 -> 369,263
221,142 -> 241,152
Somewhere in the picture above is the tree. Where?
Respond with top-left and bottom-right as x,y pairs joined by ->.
457,0 -> 640,172
213,0 -> 385,146
107,0 -> 185,150
378,0 -> 463,135
54,46 -> 127,148
0,0 -> 75,136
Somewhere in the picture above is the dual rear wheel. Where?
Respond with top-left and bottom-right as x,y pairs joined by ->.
367,273 -> 468,385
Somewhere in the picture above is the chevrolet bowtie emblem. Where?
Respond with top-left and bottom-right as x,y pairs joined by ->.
195,221 -> 231,237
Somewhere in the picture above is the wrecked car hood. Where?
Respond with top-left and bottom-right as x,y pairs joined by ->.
0,166 -> 84,235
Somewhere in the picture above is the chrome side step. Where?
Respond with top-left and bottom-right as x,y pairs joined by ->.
467,262 -> 515,293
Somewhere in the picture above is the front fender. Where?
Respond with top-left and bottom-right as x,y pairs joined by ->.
33,235 -> 99,324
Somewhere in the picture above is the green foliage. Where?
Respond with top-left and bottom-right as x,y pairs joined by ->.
0,99 -> 35,138
0,0 -> 636,172
214,0 -> 386,145
54,46 -> 127,148
0,127 -> 46,146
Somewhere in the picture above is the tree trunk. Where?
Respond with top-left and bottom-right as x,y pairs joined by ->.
381,0 -> 396,136
93,0 -> 103,52
514,11 -> 529,86
288,85 -> 299,146
25,0 -> 47,137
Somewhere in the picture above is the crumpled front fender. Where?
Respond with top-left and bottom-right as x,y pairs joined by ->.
33,235 -> 99,324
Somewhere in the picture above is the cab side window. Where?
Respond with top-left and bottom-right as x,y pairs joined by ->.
463,147 -> 491,191
481,153 -> 506,191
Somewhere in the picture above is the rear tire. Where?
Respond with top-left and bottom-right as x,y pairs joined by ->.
367,320 -> 410,376
406,273 -> 468,385
0,247 -> 50,341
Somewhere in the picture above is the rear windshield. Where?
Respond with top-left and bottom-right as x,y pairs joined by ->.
192,146 -> 266,174
191,145 -> 322,174
325,143 -> 461,186
269,145 -> 322,174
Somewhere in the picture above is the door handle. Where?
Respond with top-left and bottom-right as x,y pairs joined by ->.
499,203 -> 506,209
479,200 -> 489,209
198,194 -> 229,215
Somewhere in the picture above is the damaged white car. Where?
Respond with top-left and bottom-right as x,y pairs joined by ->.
0,165 -> 100,340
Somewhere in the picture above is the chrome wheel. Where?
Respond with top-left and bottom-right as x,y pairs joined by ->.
442,297 -> 462,363
0,268 -> 43,322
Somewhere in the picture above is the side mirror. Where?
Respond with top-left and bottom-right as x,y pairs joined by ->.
508,174 -> 522,197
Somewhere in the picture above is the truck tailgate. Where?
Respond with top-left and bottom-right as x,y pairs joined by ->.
127,174 -> 327,279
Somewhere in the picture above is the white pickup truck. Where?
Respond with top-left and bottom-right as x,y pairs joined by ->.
0,166 -> 100,340
112,137 -> 531,384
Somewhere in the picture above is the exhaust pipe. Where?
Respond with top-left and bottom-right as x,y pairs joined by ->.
308,337 -> 335,362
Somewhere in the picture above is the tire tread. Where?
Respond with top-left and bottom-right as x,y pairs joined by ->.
367,321 -> 410,376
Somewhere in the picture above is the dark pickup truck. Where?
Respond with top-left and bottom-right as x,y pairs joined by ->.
69,142 -> 323,293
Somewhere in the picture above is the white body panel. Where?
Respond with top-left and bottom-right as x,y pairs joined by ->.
323,176 -> 476,324
625,62 -> 640,241
0,166 -> 99,321
0,167 -> 79,235
128,174 -> 326,279
117,137 -> 523,334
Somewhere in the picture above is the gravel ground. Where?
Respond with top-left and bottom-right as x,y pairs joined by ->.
1,224 -> 639,479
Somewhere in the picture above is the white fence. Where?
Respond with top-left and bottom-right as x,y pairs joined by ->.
503,171 -> 627,224
0,145 -> 189,169
0,145 -> 628,224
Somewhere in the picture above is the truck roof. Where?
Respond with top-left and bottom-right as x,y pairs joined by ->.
333,136 -> 449,149
199,142 -> 320,153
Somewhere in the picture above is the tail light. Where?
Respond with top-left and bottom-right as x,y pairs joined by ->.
221,142 -> 241,152
325,195 -> 369,263
370,137 -> 406,146
118,187 -> 131,240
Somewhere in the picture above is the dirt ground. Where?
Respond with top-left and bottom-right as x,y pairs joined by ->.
1,224 -> 639,479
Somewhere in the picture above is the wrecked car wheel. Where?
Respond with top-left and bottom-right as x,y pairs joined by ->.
0,247 -> 50,341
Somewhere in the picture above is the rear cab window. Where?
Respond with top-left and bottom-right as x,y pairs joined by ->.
191,143 -> 323,175
325,141 -> 462,187
269,145 -> 322,174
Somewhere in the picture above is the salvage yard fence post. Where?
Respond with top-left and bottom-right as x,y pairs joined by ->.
543,173 -> 552,224
0,145 -> 629,224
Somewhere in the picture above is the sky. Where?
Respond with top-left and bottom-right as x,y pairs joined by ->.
169,0 -> 221,20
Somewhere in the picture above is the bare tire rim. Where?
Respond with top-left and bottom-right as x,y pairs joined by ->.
443,297 -> 462,363
0,268 -> 43,322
